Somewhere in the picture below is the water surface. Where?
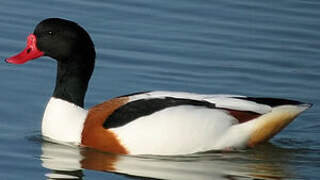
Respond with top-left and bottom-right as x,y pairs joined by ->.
0,0 -> 319,179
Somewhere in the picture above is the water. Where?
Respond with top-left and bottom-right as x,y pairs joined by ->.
0,0 -> 319,179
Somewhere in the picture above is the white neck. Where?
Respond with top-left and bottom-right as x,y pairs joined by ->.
42,97 -> 88,144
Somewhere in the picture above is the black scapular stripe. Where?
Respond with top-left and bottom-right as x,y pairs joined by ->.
103,97 -> 216,129
115,91 -> 152,98
235,97 -> 303,107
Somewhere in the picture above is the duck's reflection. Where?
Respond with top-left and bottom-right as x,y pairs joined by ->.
41,141 -> 293,180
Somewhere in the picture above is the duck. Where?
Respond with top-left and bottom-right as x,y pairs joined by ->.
5,18 -> 311,155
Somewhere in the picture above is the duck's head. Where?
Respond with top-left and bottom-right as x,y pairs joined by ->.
5,18 -> 95,66
5,18 -> 96,107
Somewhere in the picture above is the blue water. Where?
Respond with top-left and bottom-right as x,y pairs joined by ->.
0,0 -> 319,179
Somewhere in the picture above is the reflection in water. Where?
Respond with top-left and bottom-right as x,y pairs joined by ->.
40,140 -> 294,180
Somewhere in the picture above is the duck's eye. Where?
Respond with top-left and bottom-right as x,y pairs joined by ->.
48,31 -> 54,36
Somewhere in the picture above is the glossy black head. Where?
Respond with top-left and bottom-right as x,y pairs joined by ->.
34,18 -> 96,62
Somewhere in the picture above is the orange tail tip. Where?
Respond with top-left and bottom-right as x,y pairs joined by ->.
248,103 -> 312,147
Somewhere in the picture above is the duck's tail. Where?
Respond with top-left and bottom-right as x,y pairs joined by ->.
246,102 -> 312,147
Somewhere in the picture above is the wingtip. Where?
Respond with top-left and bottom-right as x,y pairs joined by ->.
298,102 -> 312,110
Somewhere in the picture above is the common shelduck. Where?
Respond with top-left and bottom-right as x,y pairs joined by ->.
5,18 -> 311,155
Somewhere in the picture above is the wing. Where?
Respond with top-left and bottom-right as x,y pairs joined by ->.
102,90 -> 301,129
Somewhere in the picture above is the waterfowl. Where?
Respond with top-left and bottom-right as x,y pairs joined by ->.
5,18 -> 311,155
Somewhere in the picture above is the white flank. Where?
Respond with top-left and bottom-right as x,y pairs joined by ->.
111,105 -> 238,155
42,97 -> 88,144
